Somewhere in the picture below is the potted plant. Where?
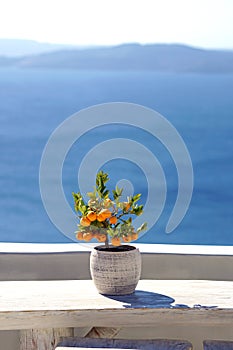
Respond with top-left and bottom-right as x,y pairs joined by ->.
72,171 -> 147,295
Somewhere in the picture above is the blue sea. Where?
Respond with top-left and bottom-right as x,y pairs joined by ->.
0,67 -> 233,245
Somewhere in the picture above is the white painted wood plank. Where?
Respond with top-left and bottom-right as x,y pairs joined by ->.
0,309 -> 233,330
0,280 -> 232,330
1,308 -> 233,330
0,280 -> 233,311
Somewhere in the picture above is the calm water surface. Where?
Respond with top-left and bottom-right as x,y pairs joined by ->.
0,68 -> 233,244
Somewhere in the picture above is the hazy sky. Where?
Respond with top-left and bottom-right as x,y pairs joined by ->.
0,0 -> 232,49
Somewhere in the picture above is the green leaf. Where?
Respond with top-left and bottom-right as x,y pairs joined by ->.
132,193 -> 141,203
126,217 -> 132,224
102,189 -> 110,198
96,171 -> 110,199
112,186 -> 123,200
131,204 -> 143,216
73,170 -> 147,243
72,192 -> 87,213
116,186 -> 123,196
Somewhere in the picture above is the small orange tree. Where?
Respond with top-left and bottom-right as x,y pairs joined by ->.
72,171 -> 147,248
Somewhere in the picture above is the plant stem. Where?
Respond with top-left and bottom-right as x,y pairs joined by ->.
105,234 -> 109,248
102,221 -> 110,249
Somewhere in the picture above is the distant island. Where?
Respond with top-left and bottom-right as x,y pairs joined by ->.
0,39 -> 233,73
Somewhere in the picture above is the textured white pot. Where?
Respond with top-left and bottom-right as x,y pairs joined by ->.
90,245 -> 141,295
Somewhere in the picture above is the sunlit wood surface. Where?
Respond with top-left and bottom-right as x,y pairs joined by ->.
0,279 -> 233,330
0,280 -> 232,349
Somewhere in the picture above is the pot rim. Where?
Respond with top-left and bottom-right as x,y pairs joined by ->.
93,244 -> 139,253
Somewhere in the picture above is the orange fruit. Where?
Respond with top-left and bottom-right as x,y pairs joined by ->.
131,232 -> 138,241
109,216 -> 117,225
97,213 -> 105,222
87,211 -> 97,222
76,231 -> 84,240
96,234 -> 107,242
100,208 -> 112,219
83,232 -> 93,241
111,237 -> 121,246
97,209 -> 112,222
122,235 -> 132,243
80,217 -> 91,227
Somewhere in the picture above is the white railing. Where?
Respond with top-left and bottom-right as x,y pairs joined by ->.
0,243 -> 233,281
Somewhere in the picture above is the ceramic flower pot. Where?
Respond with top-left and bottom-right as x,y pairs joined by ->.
90,245 -> 141,295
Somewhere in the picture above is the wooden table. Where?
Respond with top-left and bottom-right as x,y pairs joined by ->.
0,280 -> 233,350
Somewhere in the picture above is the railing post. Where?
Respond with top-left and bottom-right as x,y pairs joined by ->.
19,328 -> 74,350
